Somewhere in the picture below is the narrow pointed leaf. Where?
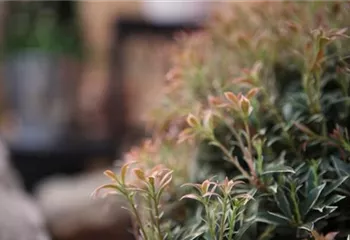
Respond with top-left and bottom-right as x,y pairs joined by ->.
261,165 -> 295,175
91,184 -> 122,198
120,161 -> 137,183
159,170 -> 173,188
180,194 -> 202,202
104,170 -> 119,182
323,194 -> 345,206
181,183 -> 203,193
275,187 -> 293,219
256,212 -> 290,226
323,176 -> 349,196
299,222 -> 314,232
300,183 -> 326,216
306,206 -> 337,223
331,156 -> 350,176
233,220 -> 255,240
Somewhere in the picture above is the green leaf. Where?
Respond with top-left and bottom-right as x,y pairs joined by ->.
261,165 -> 295,175
208,141 -> 223,148
268,183 -> 278,194
296,169 -> 311,190
157,170 -> 174,200
275,187 -> 293,220
256,212 -> 290,226
331,156 -> 350,176
308,114 -> 324,123
305,206 -> 337,224
306,169 -> 317,194
323,194 -> 345,206
267,136 -> 283,147
294,162 -> 308,175
300,183 -> 326,217
313,194 -> 345,212
234,220 -> 255,240
298,222 -> 314,232
180,194 -> 203,202
323,176 -> 349,196
121,206 -> 137,218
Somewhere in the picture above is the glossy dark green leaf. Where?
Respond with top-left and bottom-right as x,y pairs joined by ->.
300,183 -> 326,217
294,162 -> 308,175
267,136 -> 284,147
261,165 -> 295,175
323,176 -> 349,196
268,183 -> 278,194
256,211 -> 290,226
305,206 -> 337,224
275,187 -> 293,220
298,222 -> 314,232
323,194 -> 345,206
331,156 -> 350,176
233,220 -> 255,240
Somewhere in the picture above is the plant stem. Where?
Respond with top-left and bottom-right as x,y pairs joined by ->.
216,141 -> 250,180
218,195 -> 228,240
150,184 -> 164,240
128,195 -> 149,240
204,199 -> 216,239
227,206 -> 237,240
225,120 -> 247,153
222,121 -> 252,179
147,195 -> 157,237
243,120 -> 257,179
244,120 -> 252,154
152,196 -> 164,240
290,185 -> 302,225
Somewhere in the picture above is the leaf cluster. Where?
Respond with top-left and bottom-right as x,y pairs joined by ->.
96,2 -> 350,240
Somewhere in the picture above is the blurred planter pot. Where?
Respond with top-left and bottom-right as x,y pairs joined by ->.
141,1 -> 211,25
3,50 -> 78,151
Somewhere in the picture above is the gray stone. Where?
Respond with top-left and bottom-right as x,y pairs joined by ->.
34,169 -> 134,240
0,140 -> 51,240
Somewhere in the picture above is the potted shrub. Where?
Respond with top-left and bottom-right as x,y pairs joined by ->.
94,2 -> 350,240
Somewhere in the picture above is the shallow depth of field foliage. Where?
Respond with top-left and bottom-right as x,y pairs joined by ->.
94,2 -> 350,240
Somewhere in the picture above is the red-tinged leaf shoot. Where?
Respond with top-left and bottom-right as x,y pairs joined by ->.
120,161 -> 137,184
232,77 -> 255,86
91,184 -> 119,199
224,92 -> 239,105
148,176 -> 155,186
202,192 -> 220,198
186,113 -> 200,128
133,168 -> 146,181
104,170 -> 119,182
201,180 -> 211,194
240,96 -> 253,116
180,194 -> 202,202
246,88 -> 260,99
251,61 -> 263,79
208,95 -> 227,108
177,128 -> 195,144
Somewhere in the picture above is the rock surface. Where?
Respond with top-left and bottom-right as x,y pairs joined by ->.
0,140 -> 50,240
34,169 -> 135,240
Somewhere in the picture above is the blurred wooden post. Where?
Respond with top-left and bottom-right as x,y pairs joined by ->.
76,2 -> 141,141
